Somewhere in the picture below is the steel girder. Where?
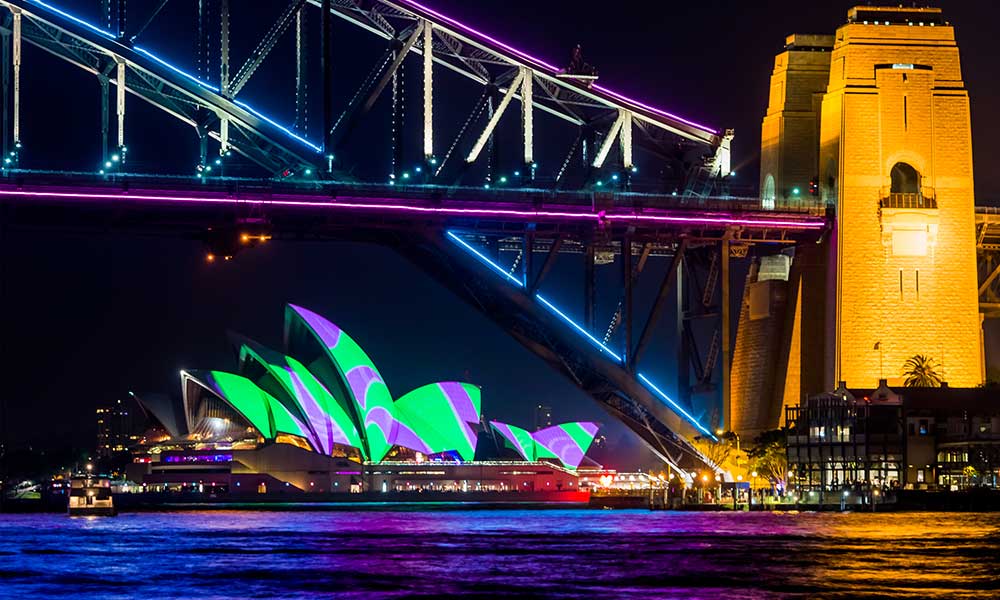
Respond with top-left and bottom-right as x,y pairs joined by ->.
307,0 -> 724,174
393,228 -> 720,475
1,0 -> 323,176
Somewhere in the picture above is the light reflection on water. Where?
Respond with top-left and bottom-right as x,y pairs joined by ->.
1,509 -> 998,599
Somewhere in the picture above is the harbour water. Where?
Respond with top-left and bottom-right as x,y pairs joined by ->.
1,508 -> 998,598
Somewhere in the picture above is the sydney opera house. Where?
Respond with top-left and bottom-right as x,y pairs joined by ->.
128,304 -> 599,496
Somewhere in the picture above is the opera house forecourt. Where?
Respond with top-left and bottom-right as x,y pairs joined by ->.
126,304 -> 600,500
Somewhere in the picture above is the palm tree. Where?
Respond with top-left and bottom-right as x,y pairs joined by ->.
902,354 -> 942,387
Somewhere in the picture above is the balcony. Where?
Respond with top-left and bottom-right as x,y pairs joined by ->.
881,193 -> 937,210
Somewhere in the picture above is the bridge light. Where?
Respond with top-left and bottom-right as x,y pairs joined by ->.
304,169 -> 312,176
402,172 -> 410,179
111,154 -> 120,162
499,176 -> 508,184
611,174 -> 619,181
792,187 -> 801,196
672,191 -> 678,196
429,157 -> 438,165
98,169 -> 104,174
14,142 -> 21,149
731,171 -> 737,177
389,173 -> 396,180
3,158 -> 10,165
596,181 -> 603,187
197,173 -> 203,178
415,166 -> 422,173
514,170 -> 521,177
105,161 -> 113,168
225,150 -> 232,156
483,183 -> 490,189
205,165 -> 212,172
631,166 -> 638,173
214,158 -> 222,166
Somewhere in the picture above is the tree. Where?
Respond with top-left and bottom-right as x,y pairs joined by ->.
902,354 -> 942,387
747,429 -> 788,488
694,435 -> 734,471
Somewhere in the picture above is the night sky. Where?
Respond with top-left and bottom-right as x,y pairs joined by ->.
2,0 -> 998,468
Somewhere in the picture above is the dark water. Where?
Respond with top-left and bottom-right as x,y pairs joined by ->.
1,508 -> 999,599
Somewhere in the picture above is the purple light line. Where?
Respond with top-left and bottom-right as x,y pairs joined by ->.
395,0 -> 718,134
0,189 -> 826,229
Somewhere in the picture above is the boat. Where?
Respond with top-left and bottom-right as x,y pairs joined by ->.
67,475 -> 117,516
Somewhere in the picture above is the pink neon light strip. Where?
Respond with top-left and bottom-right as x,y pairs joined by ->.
0,188 -> 826,229
395,0 -> 719,135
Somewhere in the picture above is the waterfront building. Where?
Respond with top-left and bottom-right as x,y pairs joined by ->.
786,382 -> 1000,494
127,304 -> 600,495
96,398 -> 135,459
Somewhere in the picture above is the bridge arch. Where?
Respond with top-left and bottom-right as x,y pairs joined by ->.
762,174 -> 776,209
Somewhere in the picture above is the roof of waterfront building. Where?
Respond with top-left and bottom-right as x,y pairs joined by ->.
138,304 -> 599,469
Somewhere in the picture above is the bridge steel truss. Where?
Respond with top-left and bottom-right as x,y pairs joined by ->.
976,209 -> 1000,318
0,0 -> 729,192
0,181 -> 827,475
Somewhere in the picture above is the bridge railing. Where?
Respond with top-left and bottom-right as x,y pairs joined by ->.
881,193 -> 937,209
2,169 -> 828,216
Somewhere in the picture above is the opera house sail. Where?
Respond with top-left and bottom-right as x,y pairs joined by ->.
137,304 -> 599,479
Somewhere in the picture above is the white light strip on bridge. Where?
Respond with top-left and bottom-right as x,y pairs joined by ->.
637,373 -> 717,440
536,294 -> 623,363
446,231 -> 525,287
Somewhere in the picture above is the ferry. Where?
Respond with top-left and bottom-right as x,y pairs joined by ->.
68,475 -> 117,516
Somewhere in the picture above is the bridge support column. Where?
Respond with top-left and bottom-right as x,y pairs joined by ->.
522,230 -> 534,287
677,253 -> 691,407
622,234 -> 633,366
422,20 -> 433,161
219,0 -> 230,154
115,60 -> 125,155
11,8 -> 20,150
721,237 -> 731,431
100,75 -> 109,165
321,0 -> 333,167
584,244 -> 596,333
116,0 -> 126,39
294,5 -> 307,134
1,25 -> 9,161
521,66 -> 533,179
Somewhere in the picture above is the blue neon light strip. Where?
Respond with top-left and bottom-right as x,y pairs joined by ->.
637,373 -> 717,440
447,231 -> 524,287
233,100 -> 322,153
536,294 -> 622,362
27,0 -> 115,39
133,47 -> 220,92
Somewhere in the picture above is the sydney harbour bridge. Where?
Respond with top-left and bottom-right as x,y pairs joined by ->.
0,0 -> 871,478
